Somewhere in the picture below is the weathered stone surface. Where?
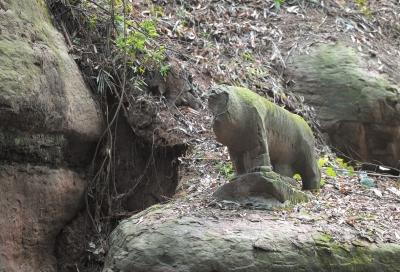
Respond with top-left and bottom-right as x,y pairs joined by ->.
287,44 -> 400,168
0,0 -> 103,146
208,85 -> 320,190
103,204 -> 400,272
0,165 -> 86,272
0,130 -> 65,165
0,1 -> 104,271
213,172 -> 309,209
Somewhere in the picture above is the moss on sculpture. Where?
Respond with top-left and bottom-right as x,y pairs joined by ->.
208,85 -> 320,191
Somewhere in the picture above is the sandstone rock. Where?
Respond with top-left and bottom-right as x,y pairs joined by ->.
0,1 -> 104,271
0,165 -> 86,272
287,44 -> 400,168
0,0 -> 103,161
103,204 -> 400,272
213,172 -> 309,209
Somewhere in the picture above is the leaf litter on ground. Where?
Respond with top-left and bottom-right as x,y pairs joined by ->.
131,0 -> 400,244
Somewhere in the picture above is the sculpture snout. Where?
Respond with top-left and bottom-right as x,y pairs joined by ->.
208,86 -> 229,116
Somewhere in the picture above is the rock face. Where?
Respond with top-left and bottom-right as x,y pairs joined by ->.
103,205 -> 400,272
0,0 -> 103,270
0,0 -> 102,159
287,44 -> 400,168
0,165 -> 86,272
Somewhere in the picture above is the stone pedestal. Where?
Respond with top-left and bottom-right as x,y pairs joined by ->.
213,171 -> 310,209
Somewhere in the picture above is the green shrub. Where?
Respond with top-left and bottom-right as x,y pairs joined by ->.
217,162 -> 235,180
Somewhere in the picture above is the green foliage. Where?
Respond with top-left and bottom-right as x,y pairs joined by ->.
318,156 -> 355,179
318,157 -> 329,168
140,20 -> 159,38
114,0 -> 123,7
217,161 -> 235,180
325,167 -> 337,178
355,0 -> 372,17
293,173 -> 302,182
150,5 -> 164,18
318,156 -> 337,177
335,158 -> 355,176
115,18 -> 168,75
159,64 -> 171,77
87,14 -> 97,30
274,0 -> 285,9
242,51 -> 255,62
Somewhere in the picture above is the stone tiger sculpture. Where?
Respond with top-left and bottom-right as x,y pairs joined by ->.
208,85 -> 320,190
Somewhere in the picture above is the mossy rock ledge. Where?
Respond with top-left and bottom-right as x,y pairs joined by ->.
103,204 -> 400,272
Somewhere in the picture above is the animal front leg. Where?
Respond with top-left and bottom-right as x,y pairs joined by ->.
228,150 -> 246,176
245,137 -> 272,173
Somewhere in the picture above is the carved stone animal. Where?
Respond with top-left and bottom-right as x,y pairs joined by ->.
208,85 -> 320,190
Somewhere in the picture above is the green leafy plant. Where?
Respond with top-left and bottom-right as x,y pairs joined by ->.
325,167 -> 337,178
87,14 -> 97,30
140,20 -> 159,38
293,173 -> 302,182
159,64 -> 171,77
318,156 -> 337,177
242,51 -> 255,62
335,158 -> 355,176
150,5 -> 164,17
115,19 -> 168,74
318,157 -> 329,168
274,0 -> 285,9
355,0 -> 372,17
217,161 -> 235,180
318,156 -> 355,179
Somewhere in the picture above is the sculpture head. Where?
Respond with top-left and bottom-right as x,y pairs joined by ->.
208,85 -> 229,116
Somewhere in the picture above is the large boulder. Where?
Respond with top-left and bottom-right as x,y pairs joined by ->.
0,165 -> 86,272
0,0 -> 103,270
103,204 -> 400,272
0,0 -> 103,164
287,44 -> 400,168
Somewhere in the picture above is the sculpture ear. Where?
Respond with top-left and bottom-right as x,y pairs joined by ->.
208,88 -> 229,115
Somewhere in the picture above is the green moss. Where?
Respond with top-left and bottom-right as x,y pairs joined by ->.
0,38 -> 41,97
301,44 -> 399,99
313,233 -> 378,270
232,86 -> 312,133
7,0 -> 51,24
260,171 -> 310,204
233,86 -> 275,110
374,244 -> 400,268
